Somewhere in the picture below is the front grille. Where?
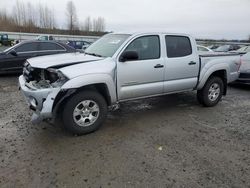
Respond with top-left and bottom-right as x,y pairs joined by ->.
239,73 -> 250,79
23,62 -> 32,81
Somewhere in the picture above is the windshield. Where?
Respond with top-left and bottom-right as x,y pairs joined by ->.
85,34 -> 130,57
3,44 -> 18,53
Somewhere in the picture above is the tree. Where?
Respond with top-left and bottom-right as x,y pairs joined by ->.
66,1 -> 78,33
1,0 -> 106,34
25,2 -> 37,31
93,17 -> 106,32
37,3 -> 56,29
0,7 -> 20,31
12,0 -> 24,26
83,16 -> 92,31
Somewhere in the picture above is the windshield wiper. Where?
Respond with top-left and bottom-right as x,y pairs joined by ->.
84,52 -> 103,57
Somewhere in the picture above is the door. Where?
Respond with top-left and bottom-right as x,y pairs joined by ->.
2,42 -> 39,73
117,35 -> 165,100
164,35 -> 199,93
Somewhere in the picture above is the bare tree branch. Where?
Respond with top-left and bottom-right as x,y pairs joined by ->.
1,0 -> 106,35
83,16 -> 92,31
66,1 -> 78,34
93,17 -> 106,32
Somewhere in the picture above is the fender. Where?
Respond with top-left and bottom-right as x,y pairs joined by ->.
197,62 -> 229,90
61,73 -> 117,103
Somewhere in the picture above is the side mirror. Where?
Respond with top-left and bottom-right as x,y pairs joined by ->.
9,50 -> 17,56
120,51 -> 139,62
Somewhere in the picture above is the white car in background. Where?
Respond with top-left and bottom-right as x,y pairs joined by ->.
197,45 -> 214,54
36,35 -> 54,41
228,45 -> 250,84
236,48 -> 250,84
236,46 -> 250,53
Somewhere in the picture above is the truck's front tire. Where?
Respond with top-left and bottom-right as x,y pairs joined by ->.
197,76 -> 224,107
62,91 -> 108,135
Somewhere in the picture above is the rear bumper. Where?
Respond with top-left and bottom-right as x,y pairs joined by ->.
235,79 -> 250,84
228,72 -> 241,83
18,75 -> 60,123
236,73 -> 250,84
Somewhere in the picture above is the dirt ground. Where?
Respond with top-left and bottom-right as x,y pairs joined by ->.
0,75 -> 249,188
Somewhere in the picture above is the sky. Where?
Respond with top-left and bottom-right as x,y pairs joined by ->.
1,0 -> 250,40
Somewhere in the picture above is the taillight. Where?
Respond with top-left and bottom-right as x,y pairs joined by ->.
238,57 -> 242,72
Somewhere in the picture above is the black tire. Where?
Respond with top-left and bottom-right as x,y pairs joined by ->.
197,76 -> 224,107
62,91 -> 108,135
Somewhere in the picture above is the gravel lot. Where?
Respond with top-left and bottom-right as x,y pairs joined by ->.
0,46 -> 9,51
0,75 -> 249,188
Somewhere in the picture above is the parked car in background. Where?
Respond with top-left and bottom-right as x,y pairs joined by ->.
11,39 -> 20,46
82,41 -> 92,50
0,34 -> 12,46
19,32 -> 242,135
236,52 -> 250,84
215,44 -> 240,52
66,40 -> 91,50
197,45 -> 214,54
236,46 -> 250,53
0,40 -> 76,74
36,35 -> 54,41
207,45 -> 220,50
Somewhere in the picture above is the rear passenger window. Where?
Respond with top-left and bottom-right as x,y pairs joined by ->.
124,35 -> 160,60
165,36 -> 192,58
15,43 -> 39,52
39,42 -> 65,51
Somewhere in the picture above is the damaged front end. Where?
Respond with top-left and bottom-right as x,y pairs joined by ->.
19,62 -> 68,123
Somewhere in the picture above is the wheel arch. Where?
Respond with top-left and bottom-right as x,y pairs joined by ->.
209,70 -> 227,95
198,68 -> 228,95
52,82 -> 115,117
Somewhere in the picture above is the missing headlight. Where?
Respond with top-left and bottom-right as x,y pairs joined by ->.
46,68 -> 68,86
45,69 -> 59,83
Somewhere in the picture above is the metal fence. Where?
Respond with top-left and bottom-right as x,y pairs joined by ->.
0,31 -> 100,42
1,31 -> 250,46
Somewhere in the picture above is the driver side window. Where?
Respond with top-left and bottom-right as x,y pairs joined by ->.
124,35 -> 160,60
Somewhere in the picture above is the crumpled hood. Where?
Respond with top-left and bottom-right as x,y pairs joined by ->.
59,57 -> 116,79
27,52 -> 103,69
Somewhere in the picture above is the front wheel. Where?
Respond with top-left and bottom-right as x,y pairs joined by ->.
62,91 -> 108,135
197,76 -> 224,107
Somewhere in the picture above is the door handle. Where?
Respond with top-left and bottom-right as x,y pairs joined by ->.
189,61 -> 197,65
154,64 -> 164,68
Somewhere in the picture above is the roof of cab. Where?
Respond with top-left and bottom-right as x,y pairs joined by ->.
107,31 -> 193,38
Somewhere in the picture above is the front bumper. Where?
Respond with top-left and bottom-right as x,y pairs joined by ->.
18,75 -> 61,123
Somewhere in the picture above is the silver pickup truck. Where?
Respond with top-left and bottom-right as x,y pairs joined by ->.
19,32 -> 242,135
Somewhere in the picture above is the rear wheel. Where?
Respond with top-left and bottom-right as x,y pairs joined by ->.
62,91 -> 108,135
197,76 -> 224,107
